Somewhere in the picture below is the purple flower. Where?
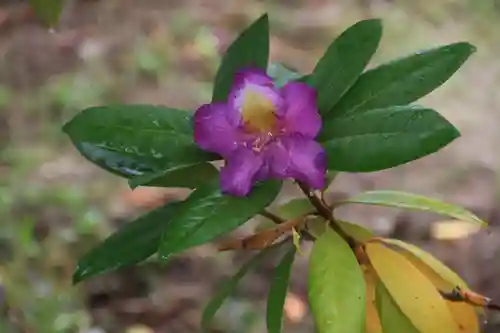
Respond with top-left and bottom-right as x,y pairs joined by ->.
194,68 -> 327,196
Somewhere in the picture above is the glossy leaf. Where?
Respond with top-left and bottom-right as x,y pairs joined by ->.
202,243 -> 282,330
212,14 -> 269,102
267,246 -> 296,333
379,238 -> 470,290
340,190 -> 486,226
379,239 -> 479,332
268,62 -> 303,88
63,105 -> 215,178
310,19 -> 382,115
333,42 -> 476,116
73,202 -> 180,284
366,242 -> 458,333
319,105 -> 460,172
128,162 -> 218,189
29,0 -> 64,27
159,179 -> 282,260
309,229 -> 365,333
375,281 -> 420,333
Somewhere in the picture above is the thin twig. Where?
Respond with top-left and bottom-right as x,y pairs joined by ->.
296,181 -> 355,247
260,210 -> 286,224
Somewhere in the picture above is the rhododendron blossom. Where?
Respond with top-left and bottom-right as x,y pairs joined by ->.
194,68 -> 327,196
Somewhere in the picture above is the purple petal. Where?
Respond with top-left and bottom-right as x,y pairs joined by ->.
267,135 -> 326,189
228,68 -> 283,114
193,102 -> 242,157
220,148 -> 265,196
279,82 -> 321,139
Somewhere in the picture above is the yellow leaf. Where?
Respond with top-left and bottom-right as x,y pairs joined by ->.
363,266 -> 383,333
447,301 -> 480,333
378,240 -> 479,332
366,242 -> 459,333
379,238 -> 469,290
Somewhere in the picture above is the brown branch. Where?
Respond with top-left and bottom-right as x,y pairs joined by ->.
260,210 -> 286,224
296,181 -> 355,247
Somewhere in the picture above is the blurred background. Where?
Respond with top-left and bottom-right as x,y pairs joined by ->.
1,0 -> 500,332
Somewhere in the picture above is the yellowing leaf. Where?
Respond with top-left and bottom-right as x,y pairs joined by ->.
366,242 -> 458,333
378,239 -> 480,331
379,238 -> 469,290
375,281 -> 420,333
309,229 -> 366,333
363,266 -> 383,333
446,301 -> 480,333
338,220 -> 374,242
341,191 -> 486,227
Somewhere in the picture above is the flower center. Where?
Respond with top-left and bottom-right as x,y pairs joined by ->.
241,90 -> 277,133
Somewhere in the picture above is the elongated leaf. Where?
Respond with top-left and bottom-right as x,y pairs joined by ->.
159,179 -> 282,259
267,246 -> 296,333
319,105 -> 460,172
378,239 -> 480,332
276,198 -> 314,220
308,229 -> 365,333
128,162 -> 218,189
63,105 -> 215,178
310,19 -> 382,115
337,220 -> 373,242
29,0 -> 64,27
212,14 -> 269,102
375,281 -> 420,333
366,242 -> 459,333
363,266 -> 383,333
333,42 -> 476,116
340,190 -> 486,226
73,202 -> 180,284
267,62 -> 303,88
379,238 -> 470,290
202,243 -> 282,330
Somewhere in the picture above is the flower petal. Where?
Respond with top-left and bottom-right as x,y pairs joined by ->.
193,102 -> 242,157
267,135 -> 326,189
229,68 -> 283,115
279,82 -> 321,138
220,148 -> 265,196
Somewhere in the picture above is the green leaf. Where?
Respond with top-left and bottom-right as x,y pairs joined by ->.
267,246 -> 296,333
128,162 -> 219,189
332,42 -> 476,116
267,62 -> 303,88
308,229 -> 365,333
63,105 -> 215,178
310,19 -> 382,115
159,179 -> 282,260
202,243 -> 283,330
337,220 -> 374,242
29,0 -> 65,27
73,202 -> 180,284
375,281 -> 420,333
212,14 -> 270,102
340,190 -> 486,226
276,198 -> 314,220
319,105 -> 460,172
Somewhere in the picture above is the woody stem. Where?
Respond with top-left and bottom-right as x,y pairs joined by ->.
297,181 -> 355,247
